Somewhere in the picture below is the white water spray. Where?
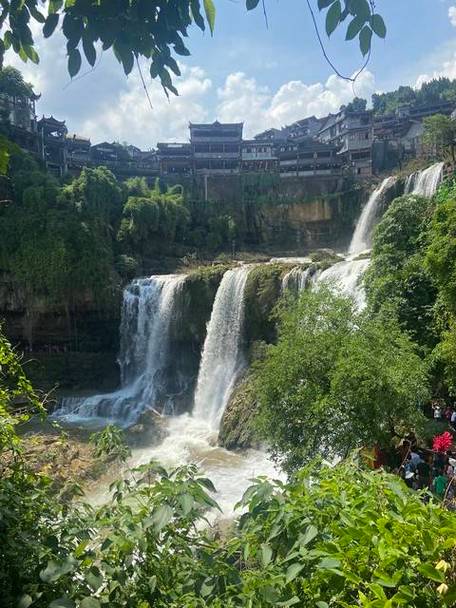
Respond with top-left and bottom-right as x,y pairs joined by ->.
57,274 -> 186,426
193,266 -> 251,429
349,177 -> 397,255
405,162 -> 444,198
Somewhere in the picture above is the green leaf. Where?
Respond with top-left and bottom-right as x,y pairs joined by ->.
286,562 -> 304,583
49,599 -> 75,608
370,13 -> 386,38
276,597 -> 301,607
80,599 -> 101,608
152,503 -> 173,531
203,0 -> 216,35
40,558 -> 76,584
300,524 -> 318,547
82,35 -> 96,67
261,543 -> 273,566
246,0 -> 260,9
318,0 -> 336,8
23,45 -> 39,64
345,15 -> 364,40
417,563 -> 445,583
359,24 -> 372,56
67,48 -> 82,77
316,603 -> 329,608
43,14 -> 59,38
191,0 -> 206,30
350,0 -> 370,21
326,0 -> 341,36
318,557 -> 341,569
179,492 -> 194,515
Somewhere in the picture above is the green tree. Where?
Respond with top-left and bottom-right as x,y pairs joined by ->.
256,286 -> 429,472
425,179 -> 456,314
342,96 -> 367,112
364,193 -> 437,347
423,113 -> 456,162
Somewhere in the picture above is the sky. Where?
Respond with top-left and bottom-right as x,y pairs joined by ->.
5,0 -> 456,149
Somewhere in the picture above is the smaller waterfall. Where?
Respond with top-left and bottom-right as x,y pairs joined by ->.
349,176 -> 397,255
192,266 -> 251,429
282,266 -> 312,292
318,259 -> 370,309
57,274 -> 186,425
405,162 -> 444,198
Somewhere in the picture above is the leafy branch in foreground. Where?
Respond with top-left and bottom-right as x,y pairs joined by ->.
0,1 -> 386,96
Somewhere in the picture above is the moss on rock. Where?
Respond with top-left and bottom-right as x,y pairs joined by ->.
218,370 -> 260,450
244,263 -> 290,345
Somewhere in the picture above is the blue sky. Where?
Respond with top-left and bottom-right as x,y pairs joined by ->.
6,0 -> 456,148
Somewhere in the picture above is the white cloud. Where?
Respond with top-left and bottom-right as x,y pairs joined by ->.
415,51 -> 456,88
216,69 -> 375,137
449,6 -> 456,27
81,64 -> 212,147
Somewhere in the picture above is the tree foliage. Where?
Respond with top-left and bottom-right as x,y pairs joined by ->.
423,114 -> 456,162
255,286 -> 430,472
0,1 -> 386,96
372,78 -> 456,115
364,194 -> 438,347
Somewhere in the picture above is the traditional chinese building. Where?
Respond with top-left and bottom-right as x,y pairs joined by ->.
37,116 -> 68,176
278,137 -> 341,177
241,140 -> 278,172
157,143 -> 192,175
318,109 -> 374,176
190,121 -> 243,174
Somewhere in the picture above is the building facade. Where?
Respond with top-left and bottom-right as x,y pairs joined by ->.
190,121 -> 243,174
318,109 -> 374,176
278,138 -> 341,177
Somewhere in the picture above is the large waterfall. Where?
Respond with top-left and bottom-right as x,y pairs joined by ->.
57,275 -> 186,425
405,162 -> 444,198
193,266 -> 251,429
349,176 -> 397,255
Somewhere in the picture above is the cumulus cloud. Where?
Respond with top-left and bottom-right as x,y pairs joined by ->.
4,23 -> 212,147
449,6 -> 456,27
216,69 -> 375,137
81,64 -> 212,147
415,51 -> 456,89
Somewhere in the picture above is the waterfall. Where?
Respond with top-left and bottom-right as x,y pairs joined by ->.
349,176 -> 397,255
282,266 -> 312,292
318,259 -> 370,309
405,162 -> 444,198
192,266 -> 251,429
57,274 -> 186,425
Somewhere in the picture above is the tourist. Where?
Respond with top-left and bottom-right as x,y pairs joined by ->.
432,401 -> 442,420
432,470 -> 448,499
416,454 -> 431,489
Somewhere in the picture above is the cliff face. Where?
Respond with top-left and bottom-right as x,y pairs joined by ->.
164,174 -> 366,252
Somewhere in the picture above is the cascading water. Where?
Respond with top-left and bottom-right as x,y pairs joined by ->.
349,176 -> 397,256
57,274 -> 186,426
282,266 -> 312,292
318,258 -> 370,309
118,264 -> 281,516
404,162 -> 444,198
193,266 -> 251,429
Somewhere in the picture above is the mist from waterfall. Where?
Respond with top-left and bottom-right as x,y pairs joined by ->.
405,162 -> 444,198
57,274 -> 186,426
349,177 -> 397,256
193,266 -> 251,429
